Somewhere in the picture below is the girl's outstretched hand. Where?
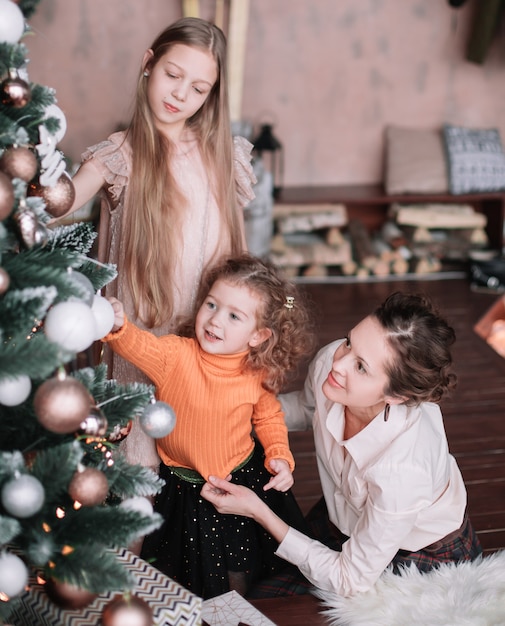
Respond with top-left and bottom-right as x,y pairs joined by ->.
201,476 -> 261,519
264,459 -> 294,492
106,296 -> 125,332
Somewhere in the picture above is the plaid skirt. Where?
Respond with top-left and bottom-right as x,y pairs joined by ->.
140,441 -> 308,600
247,496 -> 483,598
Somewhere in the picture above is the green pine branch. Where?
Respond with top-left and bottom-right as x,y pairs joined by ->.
48,222 -> 97,255
107,455 -> 165,499
47,506 -> 163,550
0,285 -> 57,336
0,515 -> 22,546
0,43 -> 28,76
0,331 -> 72,380
47,548 -> 134,594
18,0 -> 43,19
30,441 -> 84,502
77,258 -> 118,292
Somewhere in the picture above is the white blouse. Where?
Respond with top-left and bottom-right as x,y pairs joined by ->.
277,340 -> 467,597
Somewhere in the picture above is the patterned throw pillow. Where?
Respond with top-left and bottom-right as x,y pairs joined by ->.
443,124 -> 505,194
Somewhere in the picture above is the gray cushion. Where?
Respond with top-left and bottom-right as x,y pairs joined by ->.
443,124 -> 505,194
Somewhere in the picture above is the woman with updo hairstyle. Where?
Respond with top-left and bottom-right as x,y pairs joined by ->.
201,292 -> 482,599
374,291 -> 457,405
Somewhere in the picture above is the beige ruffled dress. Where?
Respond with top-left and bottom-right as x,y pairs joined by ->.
81,131 -> 256,467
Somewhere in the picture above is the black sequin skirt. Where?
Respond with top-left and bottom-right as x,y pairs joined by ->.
140,441 -> 308,599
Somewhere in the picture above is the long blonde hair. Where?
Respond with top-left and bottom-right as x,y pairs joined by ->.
123,18 -> 244,328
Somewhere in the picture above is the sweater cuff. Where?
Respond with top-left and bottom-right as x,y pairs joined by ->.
101,315 -> 129,343
264,448 -> 295,474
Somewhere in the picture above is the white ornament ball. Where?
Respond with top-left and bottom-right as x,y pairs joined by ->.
0,374 -> 31,406
119,496 -> 154,517
91,294 -> 115,340
43,103 -> 67,144
0,0 -> 25,44
0,552 -> 29,598
139,401 -> 176,439
44,301 -> 97,353
68,271 -> 95,307
1,474 -> 45,518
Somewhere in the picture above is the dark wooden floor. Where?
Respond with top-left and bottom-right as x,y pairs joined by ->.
251,276 -> 505,625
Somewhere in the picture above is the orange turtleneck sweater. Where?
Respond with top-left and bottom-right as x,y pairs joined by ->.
103,317 -> 295,480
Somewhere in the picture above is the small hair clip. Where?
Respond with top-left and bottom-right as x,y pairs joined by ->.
284,296 -> 295,309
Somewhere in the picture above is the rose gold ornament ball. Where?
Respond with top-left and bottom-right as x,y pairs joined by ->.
0,146 -> 38,182
68,467 -> 109,506
0,268 -> 9,295
44,578 -> 97,610
28,171 -> 76,218
0,171 -> 14,220
0,74 -> 31,108
33,376 -> 91,434
101,594 -> 154,626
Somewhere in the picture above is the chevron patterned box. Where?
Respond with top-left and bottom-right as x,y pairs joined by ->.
9,547 -> 202,626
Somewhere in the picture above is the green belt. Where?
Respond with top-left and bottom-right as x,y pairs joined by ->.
169,448 -> 254,485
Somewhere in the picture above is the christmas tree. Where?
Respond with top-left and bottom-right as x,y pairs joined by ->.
0,1 -> 169,622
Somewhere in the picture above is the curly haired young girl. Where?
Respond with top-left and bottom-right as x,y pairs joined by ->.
102,254 -> 316,599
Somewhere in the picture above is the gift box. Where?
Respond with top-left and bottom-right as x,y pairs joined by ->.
202,590 -> 275,626
9,547 -> 202,626
474,294 -> 505,359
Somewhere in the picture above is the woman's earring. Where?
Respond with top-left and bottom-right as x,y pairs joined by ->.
384,403 -> 390,422
143,70 -> 149,77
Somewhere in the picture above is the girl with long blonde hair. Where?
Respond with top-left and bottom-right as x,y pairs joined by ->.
58,17 -> 256,468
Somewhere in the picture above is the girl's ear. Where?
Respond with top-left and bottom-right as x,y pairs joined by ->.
249,327 -> 272,348
142,49 -> 154,73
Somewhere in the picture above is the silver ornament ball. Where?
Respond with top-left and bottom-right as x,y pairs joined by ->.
139,401 -> 176,439
1,473 -> 45,518
0,552 -> 28,598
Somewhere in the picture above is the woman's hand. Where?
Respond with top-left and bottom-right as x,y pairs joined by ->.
201,476 -> 261,519
201,475 -> 291,544
264,459 -> 294,492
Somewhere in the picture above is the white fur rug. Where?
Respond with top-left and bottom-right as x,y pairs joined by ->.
314,550 -> 505,626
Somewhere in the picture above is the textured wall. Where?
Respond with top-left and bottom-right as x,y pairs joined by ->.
25,0 -> 505,186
